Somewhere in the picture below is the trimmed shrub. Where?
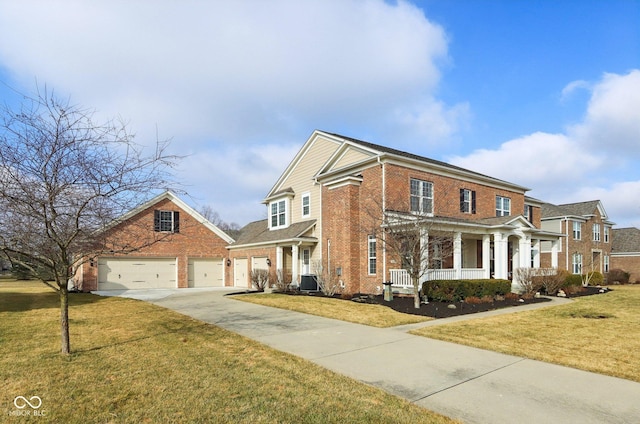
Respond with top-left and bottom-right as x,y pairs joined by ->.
586,271 -> 604,286
422,279 -> 511,302
606,269 -> 630,285
563,273 -> 583,288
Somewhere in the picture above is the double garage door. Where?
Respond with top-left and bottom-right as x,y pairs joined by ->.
98,258 -> 223,290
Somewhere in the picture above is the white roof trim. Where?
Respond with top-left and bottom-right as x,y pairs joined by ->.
106,191 -> 235,243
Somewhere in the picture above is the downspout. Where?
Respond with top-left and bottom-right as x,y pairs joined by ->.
565,217 -> 570,271
378,157 -> 387,286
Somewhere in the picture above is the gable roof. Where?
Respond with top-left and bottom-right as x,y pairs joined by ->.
612,227 -> 640,254
108,191 -> 235,243
265,130 -> 530,200
541,200 -> 611,223
229,219 -> 317,248
319,131 -> 530,192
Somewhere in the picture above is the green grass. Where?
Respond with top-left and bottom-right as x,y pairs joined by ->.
235,293 -> 431,327
0,281 -> 457,423
411,285 -> 640,382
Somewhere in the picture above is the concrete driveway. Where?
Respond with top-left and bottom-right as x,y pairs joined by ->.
97,288 -> 640,424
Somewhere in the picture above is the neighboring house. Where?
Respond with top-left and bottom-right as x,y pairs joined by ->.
539,200 -> 614,276
228,130 -> 562,294
611,227 -> 640,283
79,191 -> 234,291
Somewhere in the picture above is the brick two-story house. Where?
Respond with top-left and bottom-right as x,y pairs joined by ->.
539,200 -> 614,276
229,130 -> 562,294
79,191 -> 234,291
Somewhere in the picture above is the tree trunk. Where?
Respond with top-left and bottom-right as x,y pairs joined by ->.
413,277 -> 421,309
59,285 -> 70,355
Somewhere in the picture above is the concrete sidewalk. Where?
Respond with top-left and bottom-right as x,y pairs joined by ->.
138,289 -> 639,424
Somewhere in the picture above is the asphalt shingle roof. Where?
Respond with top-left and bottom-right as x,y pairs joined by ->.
541,200 -> 600,219
231,219 -> 317,246
612,227 -> 640,253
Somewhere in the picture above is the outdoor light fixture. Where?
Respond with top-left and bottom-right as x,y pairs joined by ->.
226,259 -> 231,266
266,258 -> 271,267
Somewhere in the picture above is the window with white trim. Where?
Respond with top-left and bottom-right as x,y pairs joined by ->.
495,196 -> 510,217
154,210 -> 180,233
572,221 -> 581,240
604,255 -> 610,272
301,193 -> 310,218
410,178 -> 433,214
524,204 -> 534,222
368,235 -> 377,275
604,226 -> 610,243
572,253 -> 582,274
593,223 -> 601,242
270,199 -> 287,229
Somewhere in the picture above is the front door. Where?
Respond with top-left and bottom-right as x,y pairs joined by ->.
301,249 -> 310,275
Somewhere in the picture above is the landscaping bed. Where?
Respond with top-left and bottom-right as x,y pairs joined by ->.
284,285 -> 609,319
350,294 -> 551,318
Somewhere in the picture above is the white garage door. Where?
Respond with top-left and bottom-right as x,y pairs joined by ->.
98,258 -> 177,290
188,258 -> 224,288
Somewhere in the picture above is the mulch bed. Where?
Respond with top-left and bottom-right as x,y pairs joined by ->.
314,285 -> 609,319
237,285 -> 610,319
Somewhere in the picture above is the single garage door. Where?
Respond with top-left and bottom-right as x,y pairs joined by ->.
98,258 -> 177,290
188,258 -> 224,288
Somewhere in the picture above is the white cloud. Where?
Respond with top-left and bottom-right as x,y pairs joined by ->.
449,132 -> 601,194
449,70 -> 640,227
560,79 -> 590,101
0,0 -> 457,147
569,70 -> 640,155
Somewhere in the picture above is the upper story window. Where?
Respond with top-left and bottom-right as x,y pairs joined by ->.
593,223 -> 601,242
270,199 -> 288,229
410,178 -> 433,214
154,210 -> 180,233
604,226 -> 610,243
301,193 -> 310,218
572,221 -> 581,240
524,204 -> 534,222
495,196 -> 510,217
460,189 -> 476,214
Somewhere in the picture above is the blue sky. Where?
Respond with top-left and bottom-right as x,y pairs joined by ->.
0,1 -> 638,227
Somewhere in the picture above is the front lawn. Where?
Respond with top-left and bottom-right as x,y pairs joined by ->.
234,293 -> 432,327
0,281 -> 456,423
411,285 -> 640,382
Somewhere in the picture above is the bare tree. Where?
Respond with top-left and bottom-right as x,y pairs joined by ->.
378,212 -> 454,308
199,204 -> 240,231
0,88 -> 178,354
313,260 -> 341,297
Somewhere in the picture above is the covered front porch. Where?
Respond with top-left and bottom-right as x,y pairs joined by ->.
388,216 -> 561,291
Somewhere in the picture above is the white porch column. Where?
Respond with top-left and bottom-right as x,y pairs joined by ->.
453,232 -> 462,279
519,235 -> 532,269
493,232 -> 509,280
276,246 -> 283,272
482,234 -> 491,278
292,244 -> 299,286
420,229 -> 429,281
532,239 -> 541,268
551,240 -> 559,268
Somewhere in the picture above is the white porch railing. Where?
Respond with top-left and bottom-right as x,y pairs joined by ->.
389,268 -> 488,288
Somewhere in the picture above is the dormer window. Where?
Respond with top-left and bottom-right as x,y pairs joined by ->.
270,199 -> 288,229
